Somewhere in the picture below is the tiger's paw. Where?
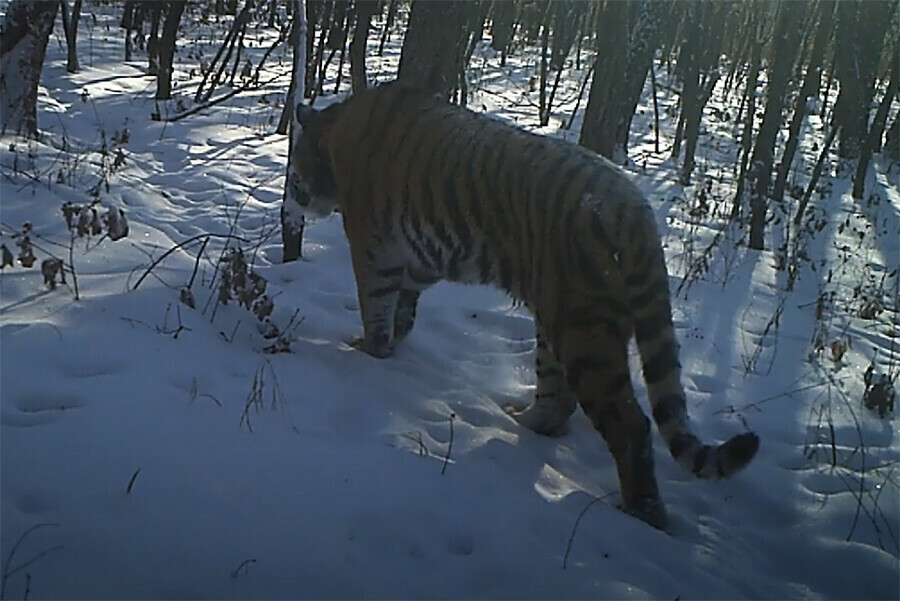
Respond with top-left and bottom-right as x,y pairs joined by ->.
503,404 -> 570,437
348,336 -> 393,359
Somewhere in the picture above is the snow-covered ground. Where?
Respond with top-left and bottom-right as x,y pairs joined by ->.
2,6 -> 898,600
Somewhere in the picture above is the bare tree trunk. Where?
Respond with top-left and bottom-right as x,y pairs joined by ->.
60,0 -> 83,73
304,0 -> 322,96
146,2 -> 163,75
884,113 -> 900,162
772,0 -> 835,203
794,124 -> 837,226
867,48 -> 899,155
282,0 -> 308,263
490,0 -> 516,61
748,1 -> 804,250
398,0 -> 470,99
730,15 -> 763,220
537,1 -> 551,126
120,1 -> 140,61
852,50 -> 898,199
156,1 -> 186,100
277,9 -> 304,134
349,0 -> 377,93
580,0 -> 660,161
678,2 -> 728,185
0,0 -> 58,138
578,1 -> 627,159
832,0 -> 896,159
377,0 -> 397,57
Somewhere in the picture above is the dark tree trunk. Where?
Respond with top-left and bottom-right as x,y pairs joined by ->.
60,0 -> 83,73
852,50 -> 898,199
772,0 -> 835,203
326,0 -> 349,50
121,1 -> 140,61
617,0 -> 665,154
678,2 -> 728,185
731,14 -> 763,220
398,0 -> 470,99
884,113 -> 900,162
490,0 -> 516,57
146,2 -> 163,75
156,1 -> 186,100
580,0 -> 660,161
0,0 -> 58,138
794,124 -> 838,226
377,0 -> 397,57
538,1 -> 551,125
308,0 -> 332,99
748,1 -> 805,250
349,0 -> 377,92
550,0 -> 581,71
305,0 -> 321,97
578,0 -> 628,159
268,0 -> 278,28
832,0 -> 896,159
867,47 -> 899,155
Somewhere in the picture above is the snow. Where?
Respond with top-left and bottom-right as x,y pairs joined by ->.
1,6 -> 898,600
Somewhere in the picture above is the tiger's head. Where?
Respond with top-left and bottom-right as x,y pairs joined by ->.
287,103 -> 340,219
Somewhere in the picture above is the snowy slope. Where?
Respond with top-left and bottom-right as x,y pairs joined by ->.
1,7 -> 898,600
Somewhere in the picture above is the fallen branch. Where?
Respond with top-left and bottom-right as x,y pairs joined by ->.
167,72 -> 288,123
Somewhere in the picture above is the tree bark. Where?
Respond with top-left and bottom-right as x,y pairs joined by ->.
580,0 -> 660,161
748,1 -> 804,250
578,1 -> 627,159
282,0 -> 308,263
398,0 -> 470,99
730,12 -> 764,220
60,0 -> 83,73
490,0 -> 516,59
678,2 -> 728,185
852,50 -> 898,199
884,112 -> 900,162
349,0 -> 377,93
156,1 -> 186,100
0,0 -> 59,138
146,2 -> 163,75
771,0 -> 835,203
832,0 -> 896,159
120,1 -> 140,61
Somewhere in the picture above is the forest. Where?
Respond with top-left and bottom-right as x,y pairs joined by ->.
0,1 -> 898,599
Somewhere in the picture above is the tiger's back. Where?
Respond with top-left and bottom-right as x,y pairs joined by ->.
291,82 -> 758,529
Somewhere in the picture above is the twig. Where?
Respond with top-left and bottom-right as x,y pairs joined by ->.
126,468 -> 141,494
131,233 -> 250,291
169,72 -> 288,123
230,558 -> 257,578
562,493 -> 615,570
1,523 -> 63,600
187,236 -> 210,290
441,413 -> 456,476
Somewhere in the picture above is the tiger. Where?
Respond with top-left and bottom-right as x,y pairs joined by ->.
286,81 -> 759,529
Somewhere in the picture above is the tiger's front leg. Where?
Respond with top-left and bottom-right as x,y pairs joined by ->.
345,220 -> 404,358
393,268 -> 439,343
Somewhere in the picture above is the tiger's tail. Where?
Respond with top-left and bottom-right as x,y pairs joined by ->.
616,198 -> 759,480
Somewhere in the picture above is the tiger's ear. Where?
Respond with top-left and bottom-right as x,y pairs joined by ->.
295,103 -> 318,130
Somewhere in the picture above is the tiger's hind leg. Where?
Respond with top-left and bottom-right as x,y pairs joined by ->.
509,326 -> 578,436
562,328 -> 667,529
